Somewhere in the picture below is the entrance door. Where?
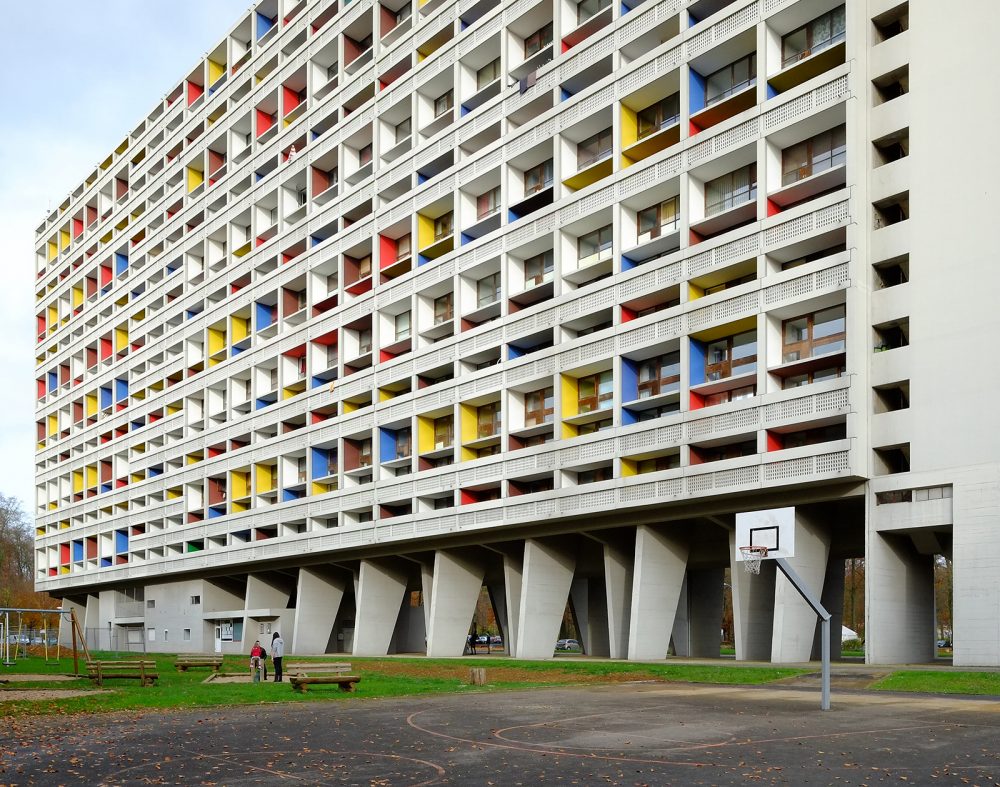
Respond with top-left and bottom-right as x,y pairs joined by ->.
214,626 -> 222,653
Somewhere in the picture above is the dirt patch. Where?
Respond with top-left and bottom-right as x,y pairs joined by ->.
0,689 -> 105,702
358,660 -> 659,685
1,673 -> 81,683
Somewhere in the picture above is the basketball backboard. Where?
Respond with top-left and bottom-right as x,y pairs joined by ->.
735,507 -> 795,561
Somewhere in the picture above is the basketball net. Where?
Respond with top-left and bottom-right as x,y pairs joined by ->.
739,545 -> 768,575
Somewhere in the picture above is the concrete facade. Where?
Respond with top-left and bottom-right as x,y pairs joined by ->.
35,0 -> 1000,665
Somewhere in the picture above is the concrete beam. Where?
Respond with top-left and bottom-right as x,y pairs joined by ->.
426,550 -> 486,656
353,559 -> 409,656
516,538 -> 576,659
628,525 -> 689,660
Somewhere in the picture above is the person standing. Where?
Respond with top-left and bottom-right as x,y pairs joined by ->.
271,631 -> 285,682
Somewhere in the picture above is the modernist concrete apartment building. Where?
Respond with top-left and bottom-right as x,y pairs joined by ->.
31,0 -> 1000,666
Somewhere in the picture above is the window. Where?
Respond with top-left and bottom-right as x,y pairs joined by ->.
147,628 -> 156,642
394,117 -> 412,143
578,370 -> 613,413
524,250 -> 554,286
705,331 -> 757,381
705,53 -> 756,106
637,94 -> 680,139
190,595 -> 201,605
434,212 -> 453,239
782,305 -> 846,362
476,58 -> 501,89
146,599 -> 155,609
576,0 -> 610,23
524,386 -> 554,426
396,427 -> 412,458
359,437 -> 373,467
396,233 -> 411,260
434,89 -> 454,118
394,2 -> 411,23
578,225 -> 613,261
783,366 -> 844,389
183,628 -> 191,641
524,159 -> 554,195
705,164 -> 757,216
163,630 -> 169,642
779,423 -> 846,449
477,186 -> 501,219
637,352 -> 680,399
524,22 -> 553,57
357,255 -> 372,278
703,384 -> 756,406
781,125 -> 847,186
578,466 -> 613,484
477,402 -> 501,438
577,128 -> 613,168
637,455 -> 680,473
477,272 -> 501,307
782,5 -> 846,67
394,311 -> 411,341
578,418 -> 613,434
433,292 -> 453,323
637,197 -> 679,239
433,416 -> 454,449
358,143 -> 373,166
358,328 -> 372,354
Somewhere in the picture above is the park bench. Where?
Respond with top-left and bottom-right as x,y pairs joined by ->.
286,662 -> 360,693
174,656 -> 224,672
86,660 -> 159,687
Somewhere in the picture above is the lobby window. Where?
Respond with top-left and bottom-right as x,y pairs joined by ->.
578,225 -> 613,261
637,197 -> 679,239
477,58 -> 501,89
477,186 -> 501,219
577,128 -> 613,169
434,292 -> 453,324
524,22 -> 553,56
782,125 -> 846,186
577,0 -> 610,23
477,272 -> 501,307
434,416 -> 454,449
705,164 -> 757,216
705,331 -> 757,381
637,351 -> 680,399
783,305 -> 846,362
524,386 -> 554,426
434,89 -> 454,118
434,212 -> 453,239
706,53 -> 756,106
524,250 -> 554,286
578,370 -> 613,413
637,94 -> 680,139
524,159 -> 554,195
782,5 -> 846,67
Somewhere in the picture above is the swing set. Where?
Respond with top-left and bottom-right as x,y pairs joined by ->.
1,607 -> 88,675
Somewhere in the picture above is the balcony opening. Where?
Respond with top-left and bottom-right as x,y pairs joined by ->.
874,444 -> 910,475
873,255 -> 909,289
873,2 -> 908,43
872,129 -> 909,167
873,192 -> 909,229
874,380 -> 910,413
872,65 -> 908,105
873,318 -> 909,352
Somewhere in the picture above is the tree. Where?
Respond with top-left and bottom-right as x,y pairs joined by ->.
0,494 -> 58,625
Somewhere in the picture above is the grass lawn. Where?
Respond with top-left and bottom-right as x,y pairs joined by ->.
0,651 -> 806,717
871,670 -> 1000,696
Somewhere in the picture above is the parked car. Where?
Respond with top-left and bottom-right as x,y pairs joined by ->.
489,635 -> 502,645
475,635 -> 489,644
555,638 -> 580,651
937,639 -> 952,648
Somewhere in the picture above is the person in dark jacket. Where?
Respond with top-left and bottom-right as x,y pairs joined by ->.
271,631 -> 285,682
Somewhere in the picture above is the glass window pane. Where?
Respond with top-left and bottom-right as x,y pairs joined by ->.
732,331 -> 757,360
814,305 -> 846,339
783,28 -> 808,64
784,317 -> 809,344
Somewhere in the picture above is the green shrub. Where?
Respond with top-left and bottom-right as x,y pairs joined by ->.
842,638 -> 865,651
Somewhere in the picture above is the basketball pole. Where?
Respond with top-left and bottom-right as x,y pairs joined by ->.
774,558 -> 832,711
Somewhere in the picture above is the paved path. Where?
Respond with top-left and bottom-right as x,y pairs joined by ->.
4,683 -> 1000,785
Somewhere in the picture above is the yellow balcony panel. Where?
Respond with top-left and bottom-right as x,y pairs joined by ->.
562,158 -> 613,192
622,123 -> 680,167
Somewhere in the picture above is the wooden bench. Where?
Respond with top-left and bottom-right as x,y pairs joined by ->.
286,662 -> 359,693
174,656 -> 224,672
86,660 -> 159,687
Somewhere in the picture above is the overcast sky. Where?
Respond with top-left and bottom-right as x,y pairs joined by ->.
0,1 -> 251,515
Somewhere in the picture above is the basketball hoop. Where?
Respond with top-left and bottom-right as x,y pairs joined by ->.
739,545 -> 768,574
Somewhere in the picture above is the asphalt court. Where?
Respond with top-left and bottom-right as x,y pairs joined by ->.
4,682 -> 1000,785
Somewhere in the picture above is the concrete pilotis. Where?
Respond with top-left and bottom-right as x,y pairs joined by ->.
353,558 -> 409,656
866,531 -> 935,664
771,513 -> 831,663
627,525 -> 689,660
426,549 -> 486,656
292,567 -> 347,654
516,538 -> 575,659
